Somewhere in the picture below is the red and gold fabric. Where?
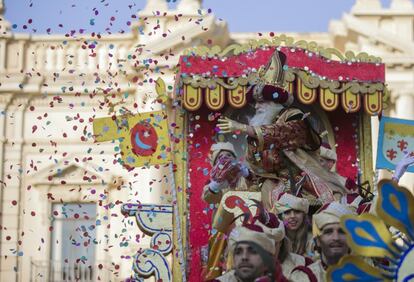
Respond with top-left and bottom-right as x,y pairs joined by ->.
245,107 -> 347,205
247,108 -> 317,178
179,47 -> 384,82
179,45 -> 386,115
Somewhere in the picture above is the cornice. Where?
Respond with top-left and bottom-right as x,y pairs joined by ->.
9,32 -> 135,44
352,10 -> 414,16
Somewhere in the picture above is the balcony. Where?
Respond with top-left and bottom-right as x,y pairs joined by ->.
30,261 -> 113,282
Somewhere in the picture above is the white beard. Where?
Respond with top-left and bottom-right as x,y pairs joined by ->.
248,102 -> 284,126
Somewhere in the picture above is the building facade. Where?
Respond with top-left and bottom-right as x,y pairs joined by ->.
0,0 -> 413,280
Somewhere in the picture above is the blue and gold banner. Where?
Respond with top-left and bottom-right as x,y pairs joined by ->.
376,116 -> 414,172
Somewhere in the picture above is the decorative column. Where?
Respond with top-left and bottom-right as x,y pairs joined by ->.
395,91 -> 414,119
0,93 -> 12,260
0,0 -> 11,72
0,96 -> 29,282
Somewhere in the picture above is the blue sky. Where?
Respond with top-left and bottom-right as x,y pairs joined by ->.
4,0 -> 396,34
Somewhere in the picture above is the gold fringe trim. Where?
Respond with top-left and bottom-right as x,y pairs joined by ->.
180,69 -> 385,95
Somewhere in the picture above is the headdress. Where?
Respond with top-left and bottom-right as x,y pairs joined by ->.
209,142 -> 236,165
275,192 -> 309,214
246,50 -> 293,106
229,212 -> 285,256
313,202 -> 354,237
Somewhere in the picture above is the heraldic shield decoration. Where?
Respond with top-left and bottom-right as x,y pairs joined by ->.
327,180 -> 414,282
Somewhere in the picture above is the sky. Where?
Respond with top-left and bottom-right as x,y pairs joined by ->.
3,0 -> 398,35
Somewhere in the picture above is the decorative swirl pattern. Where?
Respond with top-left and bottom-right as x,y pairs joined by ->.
327,256 -> 386,282
134,249 -> 171,282
377,181 -> 414,241
121,203 -> 174,281
342,213 -> 397,258
151,232 -> 173,255
181,73 -> 258,90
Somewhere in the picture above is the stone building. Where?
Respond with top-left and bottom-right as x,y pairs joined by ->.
0,0 -> 413,280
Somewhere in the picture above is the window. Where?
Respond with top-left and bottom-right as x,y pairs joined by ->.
50,203 -> 97,281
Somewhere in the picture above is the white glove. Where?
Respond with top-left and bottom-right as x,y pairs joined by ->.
392,152 -> 414,183
208,180 -> 227,194
240,164 -> 250,178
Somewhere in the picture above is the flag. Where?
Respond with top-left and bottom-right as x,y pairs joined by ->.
376,116 -> 414,172
93,111 -> 172,168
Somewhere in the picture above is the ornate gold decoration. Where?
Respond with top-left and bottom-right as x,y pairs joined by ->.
183,35 -> 382,63
293,69 -> 385,94
296,72 -> 318,105
206,86 -> 225,110
170,103 -> 189,282
180,70 -> 385,94
180,74 -> 257,90
228,85 -> 247,109
320,88 -> 340,111
183,84 -> 202,111
179,69 -> 386,115
121,204 -> 173,282
342,90 -> 361,113
364,91 -> 383,115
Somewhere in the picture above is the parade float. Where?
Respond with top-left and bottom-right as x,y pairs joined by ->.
93,35 -> 390,281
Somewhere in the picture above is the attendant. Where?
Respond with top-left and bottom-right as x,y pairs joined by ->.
203,142 -> 251,280
224,210 -> 311,281
297,142 -> 358,203
256,210 -> 311,279
278,236 -> 313,279
202,142 -> 249,205
289,202 -> 354,282
318,142 -> 358,193
211,213 -> 284,281
275,193 -> 313,258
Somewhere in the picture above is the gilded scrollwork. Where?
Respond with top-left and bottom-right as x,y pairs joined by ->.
133,249 -> 172,282
181,73 -> 259,90
121,203 -> 173,282
183,35 -> 382,63
296,70 -> 321,89
180,69 -> 386,96
284,69 -> 296,83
